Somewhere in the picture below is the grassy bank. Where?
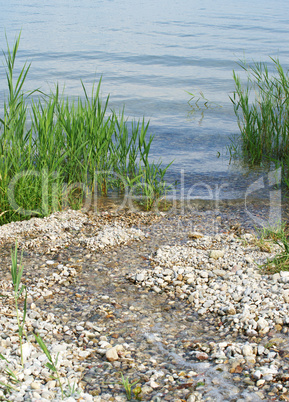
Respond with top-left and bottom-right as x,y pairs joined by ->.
0,34 -> 173,225
229,58 -> 289,183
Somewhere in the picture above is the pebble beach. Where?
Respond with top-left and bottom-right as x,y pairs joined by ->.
1,203 -> 289,402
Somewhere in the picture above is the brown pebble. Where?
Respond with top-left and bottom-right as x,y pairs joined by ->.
234,366 -> 243,374
195,352 -> 209,361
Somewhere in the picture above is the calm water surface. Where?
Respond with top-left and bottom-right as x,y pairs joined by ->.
1,0 -> 289,200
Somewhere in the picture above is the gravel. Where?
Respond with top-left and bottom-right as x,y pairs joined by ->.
1,206 -> 289,401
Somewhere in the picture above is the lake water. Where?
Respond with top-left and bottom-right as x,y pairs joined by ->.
1,0 -> 289,201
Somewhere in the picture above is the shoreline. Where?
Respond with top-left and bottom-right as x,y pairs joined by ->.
0,207 -> 289,401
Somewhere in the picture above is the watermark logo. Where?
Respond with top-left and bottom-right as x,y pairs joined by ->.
5,167 -> 283,231
244,167 -> 282,230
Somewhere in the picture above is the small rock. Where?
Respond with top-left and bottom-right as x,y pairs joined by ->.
224,305 -> 236,315
22,343 -> 32,363
51,343 -> 68,353
30,381 -> 41,390
106,347 -> 119,362
195,352 -> 209,361
209,249 -> 225,259
188,294 -> 196,303
136,273 -> 145,282
141,385 -> 153,394
252,370 -> 262,380
149,379 -> 160,388
258,345 -> 265,355
272,273 -> 280,282
47,380 -> 57,389
257,317 -> 268,331
105,344 -> 124,362
245,355 -> 256,364
242,344 -> 253,356
283,289 -> 289,303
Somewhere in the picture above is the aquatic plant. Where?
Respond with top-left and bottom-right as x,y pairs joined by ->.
0,33 -> 173,225
186,90 -> 222,125
228,58 -> 289,182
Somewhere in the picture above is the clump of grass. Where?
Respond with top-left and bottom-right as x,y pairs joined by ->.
229,58 -> 289,177
255,238 -> 272,253
119,372 -> 141,401
259,226 -> 289,274
247,228 -> 273,253
0,33 -> 173,225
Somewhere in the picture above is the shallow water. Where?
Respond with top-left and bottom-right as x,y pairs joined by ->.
0,0 -> 289,200
58,210 -> 280,400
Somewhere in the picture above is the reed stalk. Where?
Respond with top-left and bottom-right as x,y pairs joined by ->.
229,58 -> 289,181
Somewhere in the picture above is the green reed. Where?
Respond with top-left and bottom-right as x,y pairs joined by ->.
229,58 -> 289,178
0,34 -> 173,224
